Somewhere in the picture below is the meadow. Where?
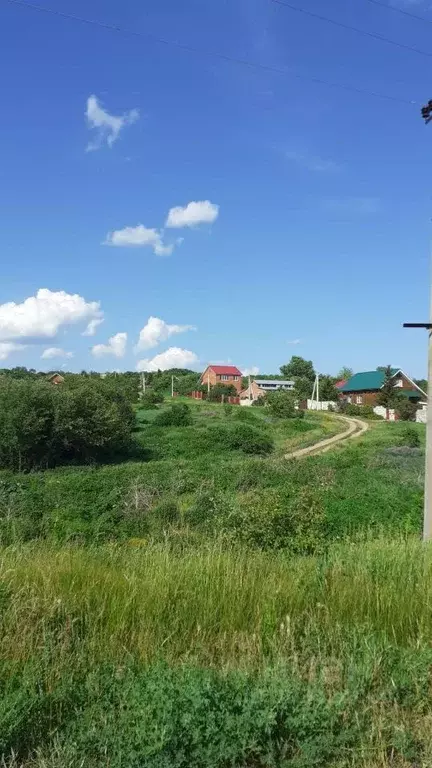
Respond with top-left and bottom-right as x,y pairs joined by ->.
0,398 -> 429,766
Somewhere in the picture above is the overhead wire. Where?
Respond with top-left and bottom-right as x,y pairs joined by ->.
3,0 -> 416,105
363,0 -> 432,26
269,0 -> 432,59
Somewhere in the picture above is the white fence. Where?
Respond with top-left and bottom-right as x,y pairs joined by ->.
416,407 -> 427,424
307,400 -> 336,411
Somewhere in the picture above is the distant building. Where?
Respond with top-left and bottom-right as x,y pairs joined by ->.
240,379 -> 295,402
339,368 -> 426,406
200,365 -> 243,394
254,379 -> 294,393
47,373 -> 65,385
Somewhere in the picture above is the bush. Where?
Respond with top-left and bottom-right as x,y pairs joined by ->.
398,426 -> 421,448
223,404 -> 233,417
267,390 -> 300,419
395,399 -> 418,422
340,403 -> 382,420
0,378 -> 134,471
252,396 -> 266,407
210,423 -> 273,455
208,384 -> 237,402
154,404 -> 193,427
139,391 -> 164,410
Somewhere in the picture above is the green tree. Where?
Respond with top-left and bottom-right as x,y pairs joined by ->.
375,365 -> 399,408
337,367 -> 353,381
293,376 -> 314,400
414,378 -> 428,394
176,373 -> 200,395
319,375 -> 339,401
280,356 -> 315,382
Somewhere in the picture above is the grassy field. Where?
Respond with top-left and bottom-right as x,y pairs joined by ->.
0,403 -> 429,766
2,537 -> 432,766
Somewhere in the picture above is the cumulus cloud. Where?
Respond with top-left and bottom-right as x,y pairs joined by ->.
0,289 -> 103,342
82,317 -> 104,337
136,347 -> 199,372
104,225 -> 174,255
92,332 -> 127,359
0,342 -> 24,361
165,200 -> 219,228
242,366 -> 259,376
85,95 -> 139,151
136,316 -> 195,352
41,347 -> 74,360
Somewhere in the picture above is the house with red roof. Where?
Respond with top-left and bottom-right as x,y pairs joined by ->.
200,364 -> 243,394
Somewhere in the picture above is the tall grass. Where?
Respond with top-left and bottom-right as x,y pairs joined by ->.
1,537 -> 432,667
2,538 -> 432,765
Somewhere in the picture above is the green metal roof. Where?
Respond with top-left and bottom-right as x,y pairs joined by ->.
398,389 -> 422,399
340,369 -> 399,393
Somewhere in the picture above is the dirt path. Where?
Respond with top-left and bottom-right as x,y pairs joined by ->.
285,415 -> 368,460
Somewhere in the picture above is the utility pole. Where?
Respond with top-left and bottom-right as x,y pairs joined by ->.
249,374 -> 252,402
403,98 -> 432,540
141,372 -> 146,395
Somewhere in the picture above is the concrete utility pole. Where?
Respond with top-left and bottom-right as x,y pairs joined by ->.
403,98 -> 432,541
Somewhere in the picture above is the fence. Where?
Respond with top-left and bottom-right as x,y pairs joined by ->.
307,400 -> 336,411
189,391 -> 240,405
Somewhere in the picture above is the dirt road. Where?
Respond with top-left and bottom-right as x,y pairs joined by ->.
285,415 -> 368,460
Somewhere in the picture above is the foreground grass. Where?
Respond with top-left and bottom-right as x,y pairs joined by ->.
2,538 -> 432,766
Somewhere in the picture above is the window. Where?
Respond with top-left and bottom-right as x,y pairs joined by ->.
394,378 -> 403,388
356,395 -> 363,404
221,375 -> 229,381
347,396 -> 352,404
234,376 -> 239,381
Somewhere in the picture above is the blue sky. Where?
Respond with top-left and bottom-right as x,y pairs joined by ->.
1,0 -> 432,376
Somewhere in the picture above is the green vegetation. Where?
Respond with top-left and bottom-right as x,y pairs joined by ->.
1,537 -> 432,766
0,371 -> 429,766
0,377 -> 134,470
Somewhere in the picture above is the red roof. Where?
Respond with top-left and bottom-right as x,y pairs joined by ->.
208,365 -> 242,376
335,379 -> 347,389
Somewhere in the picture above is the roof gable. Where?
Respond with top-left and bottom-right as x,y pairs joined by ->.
340,369 -> 399,392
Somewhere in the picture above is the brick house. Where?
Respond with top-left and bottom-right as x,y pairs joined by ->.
200,365 -> 243,394
339,368 -> 426,406
47,373 -> 65,385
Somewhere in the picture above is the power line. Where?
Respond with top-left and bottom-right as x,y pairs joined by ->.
269,0 -> 432,59
364,0 -> 432,26
3,0 -> 415,105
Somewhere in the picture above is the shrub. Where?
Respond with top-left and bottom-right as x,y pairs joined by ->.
223,487 -> 325,552
208,384 -> 237,402
398,426 -> 421,448
154,404 -> 193,427
139,391 -> 164,410
0,378 -> 134,471
223,404 -> 233,417
340,403 -> 382,420
252,396 -> 266,407
395,399 -> 418,422
210,423 -> 273,455
267,390 -> 299,419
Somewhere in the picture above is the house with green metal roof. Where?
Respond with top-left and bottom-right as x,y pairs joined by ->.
339,368 -> 427,407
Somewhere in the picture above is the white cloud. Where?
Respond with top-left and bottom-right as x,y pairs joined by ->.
92,332 -> 128,359
85,95 -> 139,151
82,317 -> 104,337
165,200 -> 219,229
136,347 -> 199,372
285,150 -> 340,173
242,366 -> 259,376
136,316 -> 195,352
0,289 -> 103,342
104,225 -> 174,255
0,342 -> 25,361
41,347 -> 74,360
287,339 -> 302,345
